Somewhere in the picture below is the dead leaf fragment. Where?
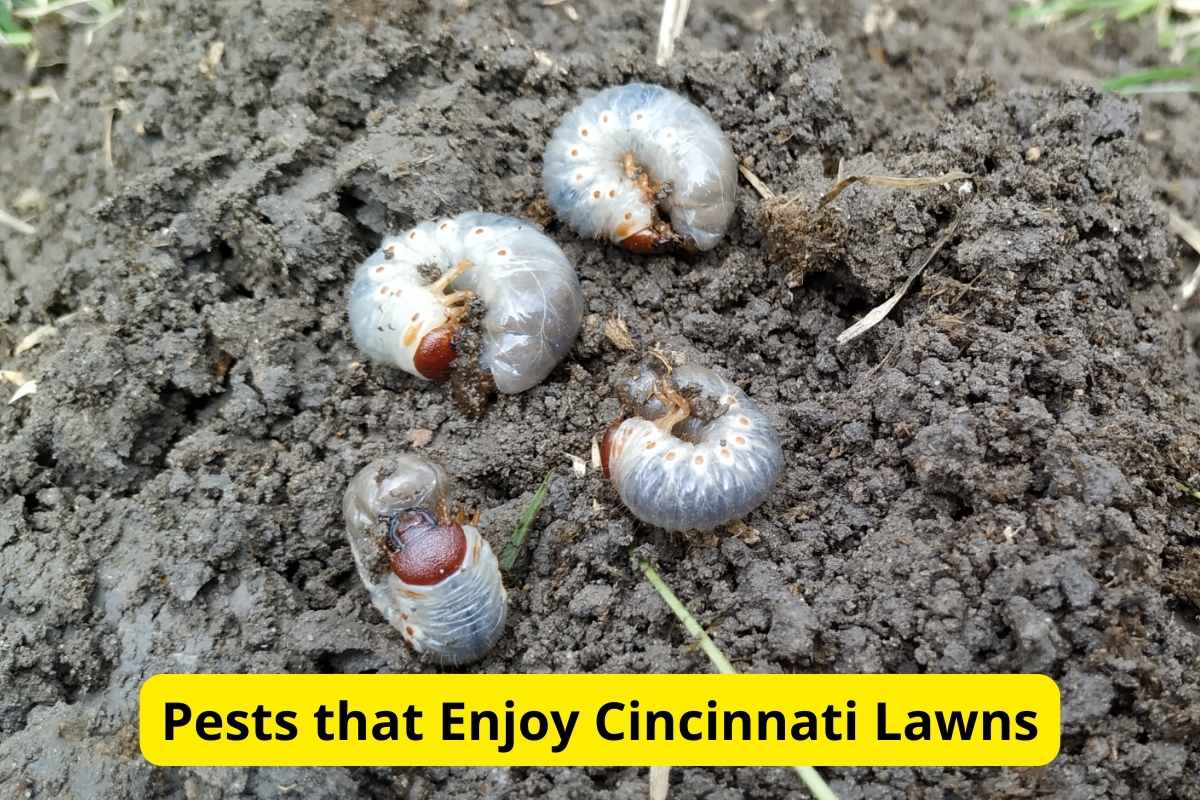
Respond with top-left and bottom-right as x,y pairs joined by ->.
726,519 -> 761,544
408,429 -> 434,448
14,324 -> 59,355
199,41 -> 225,78
836,217 -> 961,345
8,381 -> 37,404
603,317 -> 636,351
564,452 -> 587,477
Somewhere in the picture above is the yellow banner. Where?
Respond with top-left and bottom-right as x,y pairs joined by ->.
139,673 -> 1059,767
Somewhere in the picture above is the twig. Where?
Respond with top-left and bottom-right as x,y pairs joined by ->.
1170,211 -> 1200,255
836,217 -> 961,345
738,164 -> 776,199
819,170 -> 971,209
1170,211 -> 1200,306
655,0 -> 691,66
0,207 -> 36,235
1178,262 -> 1200,309
649,765 -> 670,800
103,107 -> 116,171
635,557 -> 839,800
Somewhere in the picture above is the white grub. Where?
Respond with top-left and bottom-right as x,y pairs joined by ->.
603,362 -> 783,532
347,212 -> 583,394
343,456 -> 508,666
543,83 -> 737,253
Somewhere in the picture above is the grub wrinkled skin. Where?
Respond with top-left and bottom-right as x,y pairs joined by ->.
347,212 -> 584,393
543,83 -> 738,253
602,363 -> 783,531
343,456 -> 507,665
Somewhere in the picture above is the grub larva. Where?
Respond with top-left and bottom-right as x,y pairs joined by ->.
601,362 -> 783,531
347,212 -> 584,394
543,83 -> 738,253
343,456 -> 507,665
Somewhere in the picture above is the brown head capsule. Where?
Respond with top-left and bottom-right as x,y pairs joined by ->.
413,325 -> 460,381
620,229 -> 669,254
383,508 -> 468,586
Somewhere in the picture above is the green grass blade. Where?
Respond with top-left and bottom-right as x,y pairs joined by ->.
1102,64 -> 1200,91
1178,482 -> 1200,503
0,30 -> 33,45
1010,0 -> 1141,24
0,2 -> 27,35
637,556 -> 737,674
1115,0 -> 1157,21
635,556 -> 840,800
499,471 -> 552,572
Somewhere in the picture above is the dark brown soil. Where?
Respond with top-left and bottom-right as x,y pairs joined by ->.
2,1 -> 1198,798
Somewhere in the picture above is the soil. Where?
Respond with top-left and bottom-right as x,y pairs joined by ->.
2,1 -> 1199,798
